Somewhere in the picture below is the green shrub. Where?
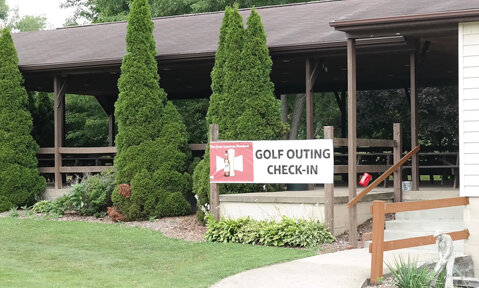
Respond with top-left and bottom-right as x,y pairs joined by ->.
192,158 -> 209,222
82,170 -> 115,215
386,256 -> 445,288
0,195 -> 14,212
0,28 -> 46,212
62,170 -> 115,216
205,216 -> 335,248
32,170 -> 115,217
112,0 -> 191,220
59,170 -> 115,216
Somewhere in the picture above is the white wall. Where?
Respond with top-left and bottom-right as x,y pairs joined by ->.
459,22 -> 479,197
460,21 -> 479,277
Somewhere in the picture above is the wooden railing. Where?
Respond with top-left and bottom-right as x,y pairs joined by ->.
369,197 -> 470,283
347,145 -> 420,208
323,125 -> 401,233
37,144 -> 206,188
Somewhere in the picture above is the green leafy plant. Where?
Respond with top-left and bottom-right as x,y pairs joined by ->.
205,216 -> 335,248
386,256 -> 445,288
8,207 -> 19,218
32,170 -> 115,217
32,200 -> 65,216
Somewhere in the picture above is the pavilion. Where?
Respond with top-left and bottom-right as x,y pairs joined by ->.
12,0 -> 476,191
11,0 -> 479,270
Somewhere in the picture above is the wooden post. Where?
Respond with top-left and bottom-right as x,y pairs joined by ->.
410,52 -> 419,190
281,94 -> 288,123
347,38 -> 358,248
370,200 -> 386,283
108,114 -> 115,147
393,123 -> 402,202
324,126 -> 335,233
54,76 -> 67,189
209,124 -> 220,221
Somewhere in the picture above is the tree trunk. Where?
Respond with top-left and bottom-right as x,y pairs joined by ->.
289,93 -> 306,140
334,91 -> 347,138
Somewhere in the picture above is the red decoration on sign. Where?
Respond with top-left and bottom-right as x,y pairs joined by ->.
210,142 -> 254,183
359,173 -> 372,187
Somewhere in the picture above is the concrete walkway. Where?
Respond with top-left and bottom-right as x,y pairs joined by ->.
212,248 -> 438,288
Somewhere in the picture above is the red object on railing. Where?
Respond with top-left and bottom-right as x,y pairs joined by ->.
359,173 -> 372,187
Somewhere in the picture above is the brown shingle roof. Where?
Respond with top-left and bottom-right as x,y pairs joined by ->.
12,0 -> 479,71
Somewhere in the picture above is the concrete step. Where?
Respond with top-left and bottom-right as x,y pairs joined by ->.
395,206 -> 463,220
386,220 -> 465,232
402,189 -> 459,201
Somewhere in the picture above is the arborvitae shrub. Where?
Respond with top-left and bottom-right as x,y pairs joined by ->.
192,158 -> 210,222
0,28 -> 45,212
193,7 -> 287,220
112,0 -> 191,220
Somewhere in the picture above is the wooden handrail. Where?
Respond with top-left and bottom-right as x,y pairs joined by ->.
377,229 -> 470,252
369,198 -> 470,283
384,197 -> 469,214
347,145 -> 420,208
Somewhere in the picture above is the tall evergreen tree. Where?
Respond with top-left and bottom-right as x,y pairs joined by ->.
193,7 -> 287,221
0,28 -> 45,212
235,8 -> 286,140
206,5 -> 244,140
112,0 -> 191,220
193,6 -> 234,221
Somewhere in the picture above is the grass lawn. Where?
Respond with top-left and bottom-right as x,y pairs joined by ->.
0,217 -> 315,288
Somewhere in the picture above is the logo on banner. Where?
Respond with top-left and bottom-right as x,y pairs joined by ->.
210,142 -> 254,182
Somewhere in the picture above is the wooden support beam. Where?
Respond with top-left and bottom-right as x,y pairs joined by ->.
209,124 -> 220,221
281,94 -> 288,123
347,38 -> 358,248
108,114 -> 115,147
54,76 -> 67,189
410,52 -> 419,190
393,123 -> 402,202
324,126 -> 334,233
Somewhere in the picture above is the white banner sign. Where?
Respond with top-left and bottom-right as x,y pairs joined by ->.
210,139 -> 334,184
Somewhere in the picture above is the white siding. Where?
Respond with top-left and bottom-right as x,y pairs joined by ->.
460,22 -> 479,197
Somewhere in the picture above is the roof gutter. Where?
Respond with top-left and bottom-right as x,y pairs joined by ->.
330,9 -> 479,31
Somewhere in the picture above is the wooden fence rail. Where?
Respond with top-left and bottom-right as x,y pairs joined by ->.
369,197 -> 470,283
37,144 -> 206,189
